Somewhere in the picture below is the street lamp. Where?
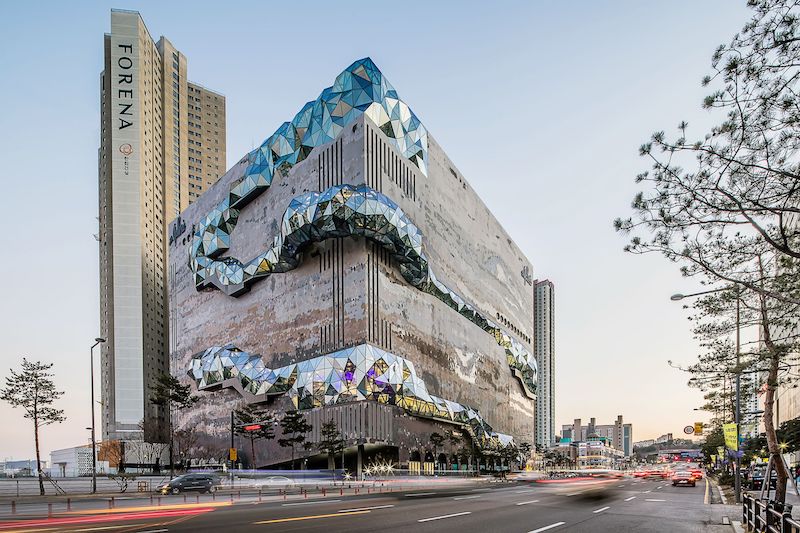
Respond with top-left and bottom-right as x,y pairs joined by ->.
90,337 -> 106,494
671,286 -> 742,503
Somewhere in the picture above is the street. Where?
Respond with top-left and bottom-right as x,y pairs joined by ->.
0,477 -> 738,532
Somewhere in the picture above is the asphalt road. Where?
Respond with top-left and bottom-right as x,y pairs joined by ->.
0,477 -> 738,532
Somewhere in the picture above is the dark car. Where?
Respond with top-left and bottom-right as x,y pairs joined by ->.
748,468 -> 777,490
157,473 -> 219,495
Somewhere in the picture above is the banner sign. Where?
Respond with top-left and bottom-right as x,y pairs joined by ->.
723,423 -> 739,451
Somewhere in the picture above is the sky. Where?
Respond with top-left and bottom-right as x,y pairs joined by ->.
0,0 -> 754,460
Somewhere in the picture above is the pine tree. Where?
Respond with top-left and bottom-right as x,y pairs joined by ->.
234,404 -> 275,468
317,420 -> 345,470
1,359 -> 66,496
278,411 -> 312,470
150,373 -> 197,476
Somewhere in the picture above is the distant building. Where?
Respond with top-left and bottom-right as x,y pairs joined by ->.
655,433 -> 673,444
534,280 -> 555,449
50,445 -> 112,477
633,439 -> 655,449
98,9 -> 227,443
561,415 -> 633,456
1,459 -> 41,477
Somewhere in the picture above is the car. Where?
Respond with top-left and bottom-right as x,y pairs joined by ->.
672,471 -> 696,487
748,468 -> 777,490
690,468 -> 704,480
157,473 -> 220,495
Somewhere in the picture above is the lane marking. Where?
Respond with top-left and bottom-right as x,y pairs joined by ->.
643,490 -> 652,493
418,511 -> 472,523
593,506 -> 610,513
515,489 -> 537,493
704,478 -> 710,505
338,504 -> 394,513
471,488 -> 493,492
529,522 -> 566,533
406,492 -> 436,497
566,491 -> 585,496
453,495 -> 481,500
617,484 -> 626,488
624,496 -> 636,502
282,499 -> 341,506
516,499 -> 540,505
254,510 -> 370,524
645,499 -> 666,502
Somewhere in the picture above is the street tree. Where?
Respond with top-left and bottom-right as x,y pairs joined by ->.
1,358 -> 66,496
234,404 -> 275,469
149,373 -> 197,476
615,0 -> 800,306
278,410 -> 312,470
429,432 -> 445,469
317,420 -> 345,470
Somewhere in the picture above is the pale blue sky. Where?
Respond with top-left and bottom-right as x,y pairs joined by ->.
0,1 -> 752,458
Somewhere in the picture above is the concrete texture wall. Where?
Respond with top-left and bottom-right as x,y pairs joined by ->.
170,114 -> 535,465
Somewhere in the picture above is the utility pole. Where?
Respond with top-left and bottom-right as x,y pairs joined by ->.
734,290 -> 742,504
89,338 -> 105,494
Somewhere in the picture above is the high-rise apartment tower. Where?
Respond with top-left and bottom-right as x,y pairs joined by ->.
98,9 -> 226,442
534,279 -> 555,448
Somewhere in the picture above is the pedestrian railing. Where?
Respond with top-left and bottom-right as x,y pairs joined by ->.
743,492 -> 800,532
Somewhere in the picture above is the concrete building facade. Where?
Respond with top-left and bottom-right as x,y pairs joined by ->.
169,58 -> 537,471
98,9 -> 225,442
534,279 -> 555,448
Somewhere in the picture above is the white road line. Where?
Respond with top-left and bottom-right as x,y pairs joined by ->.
515,489 -> 537,493
528,522 -> 566,533
593,506 -> 610,513
643,490 -> 652,493
406,492 -> 436,497
624,496 -> 636,502
566,491 -> 585,496
645,499 -> 666,502
516,500 -> 540,505
453,495 -> 481,500
282,499 -> 341,506
617,484 -> 626,487
338,504 -> 395,512
471,488 -> 493,492
418,511 -> 472,522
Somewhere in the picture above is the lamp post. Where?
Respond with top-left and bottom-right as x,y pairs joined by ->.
90,337 -> 106,494
671,286 -> 741,503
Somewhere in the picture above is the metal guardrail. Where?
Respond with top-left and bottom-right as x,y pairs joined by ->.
743,493 -> 800,532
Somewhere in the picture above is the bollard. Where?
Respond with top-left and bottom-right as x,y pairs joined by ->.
196,494 -> 200,504
230,493 -> 234,504
212,491 -> 216,501
184,493 -> 187,503
258,489 -> 262,503
322,488 -> 326,497
238,490 -> 241,499
108,499 -> 113,509
304,490 -> 308,499
67,498 -> 71,511
48,503 -> 53,517
283,493 -> 286,500
158,497 -> 162,506
340,487 -> 343,496
150,495 -> 153,504
10,501 -> 15,515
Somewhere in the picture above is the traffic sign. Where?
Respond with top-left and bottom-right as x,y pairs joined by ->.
229,448 -> 237,461
684,425 -> 694,435
694,422 -> 704,434
243,424 -> 262,432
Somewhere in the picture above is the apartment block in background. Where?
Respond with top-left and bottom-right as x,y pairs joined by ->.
98,9 -> 226,442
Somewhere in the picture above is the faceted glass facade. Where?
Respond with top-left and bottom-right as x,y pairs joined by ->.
190,343 -> 514,449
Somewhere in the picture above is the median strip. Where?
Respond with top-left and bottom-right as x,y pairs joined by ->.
282,499 -> 341,506
418,511 -> 472,523
528,521 -> 565,533
254,510 -> 370,524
